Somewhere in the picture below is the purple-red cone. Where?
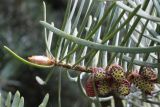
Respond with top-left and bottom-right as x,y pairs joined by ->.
127,70 -> 155,94
140,67 -> 157,81
106,64 -> 125,82
117,79 -> 131,96
85,66 -> 131,97
92,67 -> 106,81
85,76 -> 95,97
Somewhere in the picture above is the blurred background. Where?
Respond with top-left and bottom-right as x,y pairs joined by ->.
0,0 -> 88,107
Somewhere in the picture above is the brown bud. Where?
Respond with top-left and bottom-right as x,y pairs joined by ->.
28,55 -> 55,65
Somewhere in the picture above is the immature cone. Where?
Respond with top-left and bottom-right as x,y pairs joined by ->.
85,76 -> 95,97
92,67 -> 106,81
140,67 -> 157,81
85,74 -> 111,97
117,79 -> 130,96
97,80 -> 111,96
106,64 -> 125,82
111,83 -> 120,94
128,71 -> 154,94
133,76 -> 154,94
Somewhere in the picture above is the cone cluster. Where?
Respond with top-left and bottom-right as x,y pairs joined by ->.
85,64 -> 157,97
85,64 -> 130,97
128,67 -> 157,94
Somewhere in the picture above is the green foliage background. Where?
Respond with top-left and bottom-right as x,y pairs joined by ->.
1,0 -> 160,107
0,0 -> 87,107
